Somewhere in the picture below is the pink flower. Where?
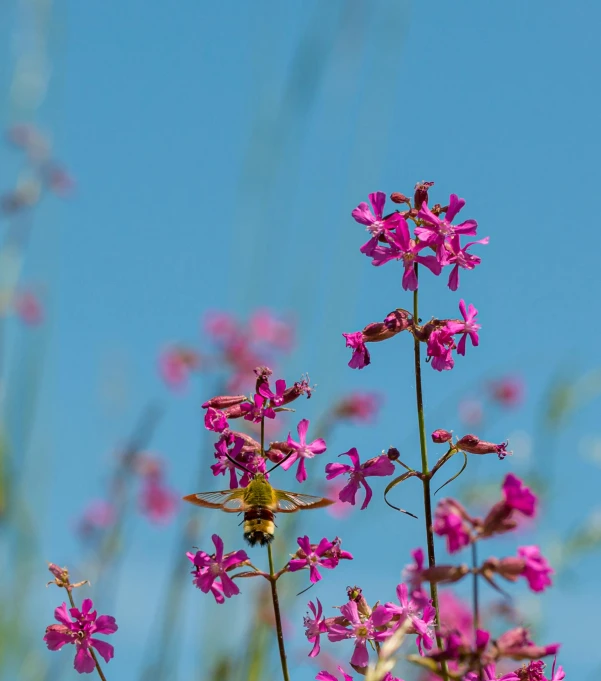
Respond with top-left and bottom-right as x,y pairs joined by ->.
456,434 -> 511,459
280,419 -> 327,483
257,377 -> 287,406
328,600 -> 390,667
445,300 -> 480,356
517,546 -> 553,592
489,376 -> 524,407
240,394 -> 276,423
352,191 -> 403,256
381,583 -> 436,655
316,667 -> 354,681
76,501 -> 115,540
333,393 -> 381,423
249,309 -> 294,351
443,235 -> 489,290
289,536 -> 351,582
204,407 -> 229,432
304,599 -> 328,657
187,534 -> 248,603
502,473 -> 536,517
402,547 -> 425,592
426,326 -> 456,372
325,449 -> 394,510
14,291 -> 43,325
433,499 -> 472,553
342,331 -> 370,369
431,429 -> 452,443
369,219 -> 441,289
138,471 -> 178,524
211,434 -> 244,488
159,347 -> 199,391
43,598 -> 118,674
415,195 -> 478,259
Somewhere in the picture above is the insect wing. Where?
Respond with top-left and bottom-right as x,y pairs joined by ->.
274,490 -> 334,513
182,489 -> 247,513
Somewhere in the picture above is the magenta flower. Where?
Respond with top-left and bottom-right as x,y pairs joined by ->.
43,598 -> 117,674
289,536 -> 340,582
342,331 -> 370,369
187,534 -> 248,603
211,434 -> 246,488
304,599 -> 328,657
280,419 -> 327,482
445,300 -> 480,356
257,377 -> 287,406
328,600 -> 390,667
240,394 -> 276,423
456,434 -> 511,460
426,327 -> 456,372
502,473 -> 537,517
517,546 -> 553,592
369,219 -> 441,290
443,235 -> 489,290
325,449 -> 394,510
381,583 -> 435,655
403,547 -> 425,592
204,407 -> 229,432
352,191 -> 403,256
415,195 -> 478,258
464,665 -> 519,681
433,499 -> 472,553
316,667 -> 354,681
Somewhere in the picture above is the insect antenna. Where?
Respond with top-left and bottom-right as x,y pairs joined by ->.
267,450 -> 295,474
225,451 -> 254,476
296,582 -> 315,597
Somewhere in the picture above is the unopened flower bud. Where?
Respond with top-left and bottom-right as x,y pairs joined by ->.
202,395 -> 247,409
390,192 -> 410,204
254,366 -> 273,393
479,500 -> 517,538
222,404 -> 246,419
487,556 -> 526,583
431,429 -> 452,443
387,447 -> 400,461
414,181 -> 434,209
456,434 -> 511,460
421,564 -> 469,585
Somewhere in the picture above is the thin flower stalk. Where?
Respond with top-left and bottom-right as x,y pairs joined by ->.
65,589 -> 108,681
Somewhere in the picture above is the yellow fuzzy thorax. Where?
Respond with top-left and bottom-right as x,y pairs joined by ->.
243,474 -> 277,509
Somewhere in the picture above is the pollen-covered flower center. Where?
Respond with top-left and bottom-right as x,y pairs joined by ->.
367,219 -> 385,237
356,625 -> 369,638
210,562 -> 222,576
439,220 -> 453,236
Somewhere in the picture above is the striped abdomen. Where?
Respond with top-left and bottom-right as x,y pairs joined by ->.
243,507 -> 275,546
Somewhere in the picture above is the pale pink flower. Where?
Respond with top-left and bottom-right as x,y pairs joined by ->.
332,392 -> 381,423
138,471 -> 178,524
249,309 -> 294,350
488,376 -> 524,408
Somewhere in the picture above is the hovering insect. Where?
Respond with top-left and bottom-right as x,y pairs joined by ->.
183,472 -> 334,546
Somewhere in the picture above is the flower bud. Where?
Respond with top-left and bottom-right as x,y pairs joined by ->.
390,192 -> 410,204
421,564 -> 469,585
456,434 -> 511,460
387,447 -> 400,461
202,395 -> 247,409
479,500 -> 517,538
384,309 -> 412,333
222,404 -> 246,419
431,429 -> 452,443
254,366 -> 273,393
413,181 -> 434,209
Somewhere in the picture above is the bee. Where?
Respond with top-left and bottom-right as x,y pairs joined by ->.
183,472 -> 333,546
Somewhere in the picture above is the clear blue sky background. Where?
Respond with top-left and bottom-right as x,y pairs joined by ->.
1,1 -> 600,679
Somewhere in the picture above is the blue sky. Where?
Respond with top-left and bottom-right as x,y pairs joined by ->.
1,0 -> 600,679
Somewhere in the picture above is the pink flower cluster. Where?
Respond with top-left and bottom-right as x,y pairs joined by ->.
288,536 -> 353,583
352,184 -> 488,291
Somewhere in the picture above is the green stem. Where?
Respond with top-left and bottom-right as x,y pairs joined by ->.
66,589 -> 108,681
412,267 -> 449,681
267,543 -> 290,681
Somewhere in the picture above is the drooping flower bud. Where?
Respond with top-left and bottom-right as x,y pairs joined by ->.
431,429 -> 453,443
456,434 -> 511,460
420,564 -> 469,585
413,181 -> 434,209
202,395 -> 247,409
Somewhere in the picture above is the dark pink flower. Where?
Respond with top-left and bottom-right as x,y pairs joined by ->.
369,219 -> 441,289
281,419 -> 327,483
325,449 -> 394,510
445,300 -> 480,356
328,600 -> 390,667
426,327 -> 456,372
187,534 -> 248,603
517,546 -> 553,592
342,331 -> 370,369
381,583 -> 436,655
352,191 -> 403,256
289,536 -> 352,583
211,434 -> 245,488
316,667 -> 353,681
204,407 -> 230,432
402,547 -> 425,592
240,394 -> 276,423
443,235 -> 489,290
433,499 -> 472,553
304,599 -> 328,657
43,598 -> 117,674
415,195 -> 478,260
257,378 -> 287,406
502,473 -> 536,517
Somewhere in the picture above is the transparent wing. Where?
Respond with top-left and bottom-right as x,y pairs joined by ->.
274,490 -> 334,513
182,489 -> 247,513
